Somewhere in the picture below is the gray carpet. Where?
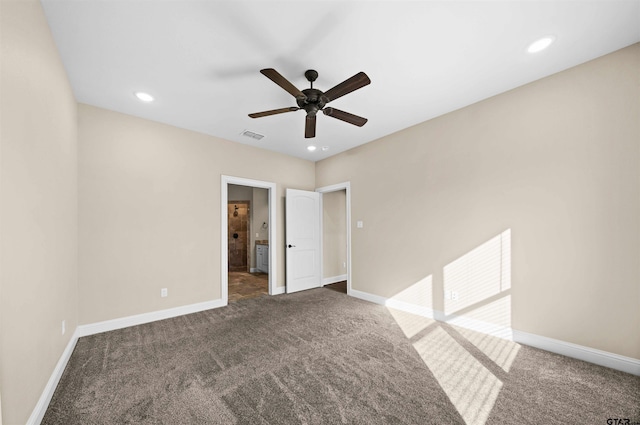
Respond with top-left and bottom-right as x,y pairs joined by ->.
43,288 -> 639,424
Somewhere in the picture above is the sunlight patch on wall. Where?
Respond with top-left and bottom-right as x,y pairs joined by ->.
414,327 -> 503,425
443,229 -> 511,331
386,275 -> 433,314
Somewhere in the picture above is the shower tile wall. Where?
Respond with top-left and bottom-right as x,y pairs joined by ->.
228,201 -> 249,272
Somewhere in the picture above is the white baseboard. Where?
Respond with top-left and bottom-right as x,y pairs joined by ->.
349,289 -> 639,376
350,288 -> 387,305
385,298 -> 436,321
77,299 -> 226,337
444,312 -> 513,340
27,329 -> 80,425
351,289 -> 508,338
322,274 -> 347,286
513,330 -> 640,376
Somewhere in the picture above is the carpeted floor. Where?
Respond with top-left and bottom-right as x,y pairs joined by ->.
43,288 -> 639,424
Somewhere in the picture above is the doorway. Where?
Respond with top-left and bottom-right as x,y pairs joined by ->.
317,182 -> 351,295
221,176 -> 277,305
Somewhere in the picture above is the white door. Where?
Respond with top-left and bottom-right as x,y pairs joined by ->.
286,188 -> 321,293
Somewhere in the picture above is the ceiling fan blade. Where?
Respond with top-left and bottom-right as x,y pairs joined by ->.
323,72 -> 371,102
249,107 -> 299,118
323,107 -> 368,127
260,68 -> 305,99
305,115 -> 316,138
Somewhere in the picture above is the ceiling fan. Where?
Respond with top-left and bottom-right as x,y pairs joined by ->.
249,68 -> 371,138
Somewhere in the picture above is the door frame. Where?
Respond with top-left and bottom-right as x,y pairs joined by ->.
221,175 -> 277,305
316,182 -> 352,295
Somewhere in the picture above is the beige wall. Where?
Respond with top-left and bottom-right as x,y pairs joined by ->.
253,187 -> 269,244
316,44 -> 640,359
0,1 -> 79,423
78,104 -> 314,324
322,190 -> 347,279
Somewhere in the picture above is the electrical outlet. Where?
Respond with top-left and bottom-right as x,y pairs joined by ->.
356,220 -> 364,228
452,291 -> 459,301
62,320 -> 66,335
161,288 -> 168,297
256,233 -> 259,238
343,262 -> 346,269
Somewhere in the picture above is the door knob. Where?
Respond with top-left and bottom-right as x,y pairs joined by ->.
288,244 -> 296,248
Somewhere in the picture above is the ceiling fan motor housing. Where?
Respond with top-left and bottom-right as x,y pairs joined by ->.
298,88 -> 327,116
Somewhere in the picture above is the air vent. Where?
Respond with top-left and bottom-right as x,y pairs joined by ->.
241,130 -> 265,140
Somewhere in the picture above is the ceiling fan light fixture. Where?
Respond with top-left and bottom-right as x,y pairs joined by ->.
527,36 -> 555,53
134,91 -> 155,102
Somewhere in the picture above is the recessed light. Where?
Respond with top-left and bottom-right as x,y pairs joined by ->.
134,91 -> 154,102
321,146 -> 329,151
527,36 -> 555,54
307,145 -> 317,152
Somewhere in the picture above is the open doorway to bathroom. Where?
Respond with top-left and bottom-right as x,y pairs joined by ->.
227,184 -> 270,302
221,176 -> 277,305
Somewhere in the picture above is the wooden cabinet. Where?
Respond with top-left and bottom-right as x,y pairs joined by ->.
256,244 -> 269,273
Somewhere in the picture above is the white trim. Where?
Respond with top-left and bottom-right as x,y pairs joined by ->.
513,330 -> 640,376
350,288 -> 387,305
316,182 -> 351,296
322,274 -> 348,286
249,267 -> 258,273
222,175 -> 277,302
272,285 -> 286,295
443,312 -> 513,340
27,329 -> 80,425
76,299 -> 225,337
353,289 -> 510,339
349,289 -> 639,375
385,298 -> 436,321
318,193 -> 324,293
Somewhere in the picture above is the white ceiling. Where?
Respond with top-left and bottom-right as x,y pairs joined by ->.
41,0 -> 640,162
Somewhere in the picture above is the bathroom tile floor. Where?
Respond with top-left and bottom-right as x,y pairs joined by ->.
228,271 -> 269,302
